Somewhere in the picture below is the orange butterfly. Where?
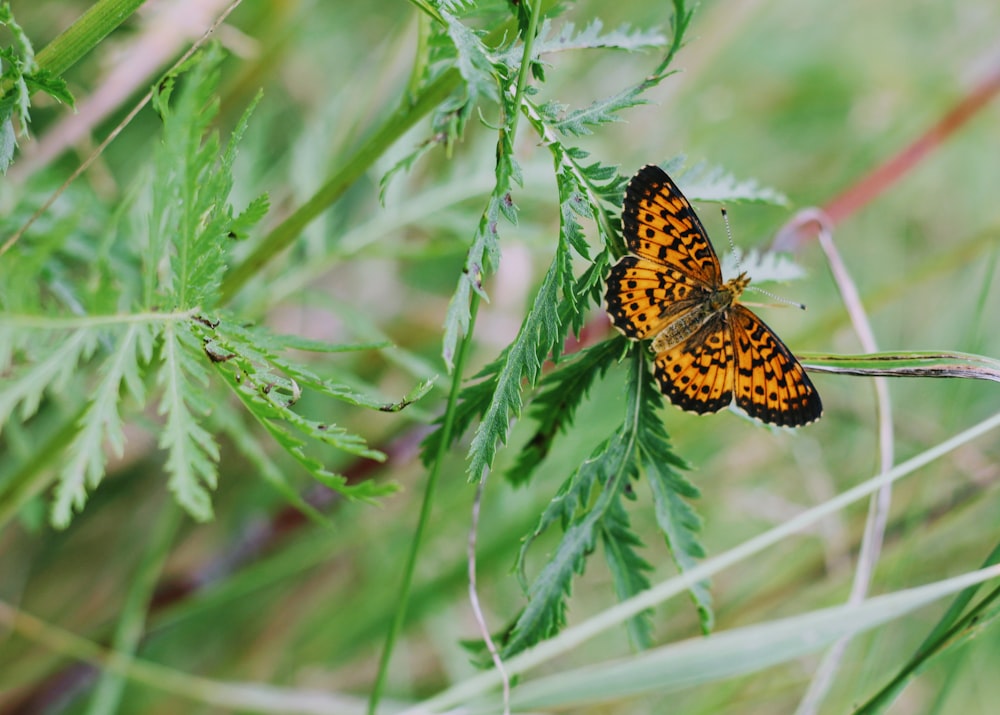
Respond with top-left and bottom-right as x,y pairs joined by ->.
605,165 -> 822,427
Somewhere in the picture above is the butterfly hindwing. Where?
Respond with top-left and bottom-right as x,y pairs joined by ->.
730,305 -> 823,427
652,312 -> 735,415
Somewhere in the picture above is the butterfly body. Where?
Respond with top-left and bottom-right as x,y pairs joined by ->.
605,165 -> 822,428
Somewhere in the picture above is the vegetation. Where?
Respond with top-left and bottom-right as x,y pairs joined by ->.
2,1 -> 999,713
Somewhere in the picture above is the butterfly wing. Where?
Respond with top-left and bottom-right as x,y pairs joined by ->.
621,164 -> 723,287
651,312 -> 736,415
730,305 -> 823,427
605,255 -> 710,341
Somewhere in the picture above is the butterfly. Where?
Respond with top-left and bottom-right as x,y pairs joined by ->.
604,164 -> 822,427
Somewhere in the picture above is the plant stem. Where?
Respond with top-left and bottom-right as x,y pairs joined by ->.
219,69 -> 460,302
218,1 -> 560,303
35,0 -> 147,78
367,293 -> 481,715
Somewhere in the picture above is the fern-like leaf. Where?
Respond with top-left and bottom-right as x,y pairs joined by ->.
677,161 -> 789,206
505,426 -> 635,657
506,18 -> 667,63
146,44 -> 265,310
634,353 -> 712,631
52,322 -> 156,526
465,246 -> 562,482
505,337 -> 625,485
440,5 -> 500,104
156,323 -> 219,521
601,495 -> 655,649
0,325 -> 100,434
506,345 -> 708,656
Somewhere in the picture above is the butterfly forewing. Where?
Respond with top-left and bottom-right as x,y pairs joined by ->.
621,165 -> 723,286
605,256 -> 708,341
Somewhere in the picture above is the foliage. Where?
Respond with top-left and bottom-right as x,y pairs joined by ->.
0,1 -> 72,173
0,44 -> 407,527
3,1 -> 999,714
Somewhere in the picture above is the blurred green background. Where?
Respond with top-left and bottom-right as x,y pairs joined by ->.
2,0 -> 999,713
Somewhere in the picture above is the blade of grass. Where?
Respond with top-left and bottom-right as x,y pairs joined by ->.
464,565 -> 1000,713
85,500 -> 182,715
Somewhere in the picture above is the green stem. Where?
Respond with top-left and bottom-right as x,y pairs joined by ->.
368,293 -> 481,715
507,0 -> 543,149
35,0 -> 147,78
219,68 -> 460,302
219,0 -> 559,303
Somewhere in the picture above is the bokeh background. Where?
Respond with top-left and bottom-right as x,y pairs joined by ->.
2,0 -> 1000,713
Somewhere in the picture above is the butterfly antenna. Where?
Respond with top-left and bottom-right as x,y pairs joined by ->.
721,207 -> 807,311
721,207 -> 741,270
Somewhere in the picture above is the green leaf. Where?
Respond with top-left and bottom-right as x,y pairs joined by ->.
23,68 -> 74,107
505,426 -> 634,657
677,161 -> 789,206
466,244 -> 562,483
0,323 -> 100,433
440,4 -> 500,103
634,353 -> 711,631
506,346 -> 706,656
209,319 -> 424,416
257,331 -> 391,354
601,496 -> 655,650
504,338 -> 624,485
800,350 -> 1000,383
155,323 -> 219,522
147,43 -> 264,310
51,322 -> 157,527
501,18 -> 667,64
0,105 -> 15,173
227,193 -> 271,240
197,319 -> 393,499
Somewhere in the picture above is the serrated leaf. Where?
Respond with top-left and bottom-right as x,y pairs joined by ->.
51,323 -> 157,527
228,193 -> 270,240
156,323 -> 219,522
24,69 -> 74,107
440,6 -> 499,103
147,43 -> 261,310
505,338 -> 624,485
505,426 -> 634,657
442,188 -> 508,369
0,327 -> 100,434
0,112 -> 14,173
466,248 -> 562,482
635,358 -> 711,631
720,247 -> 807,285
507,345 -> 707,656
210,320 -> 418,415
678,162 -> 789,206
502,18 -> 667,65
216,361 -> 393,501
601,496 -> 656,650
550,87 -> 641,137
197,319 -> 391,496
